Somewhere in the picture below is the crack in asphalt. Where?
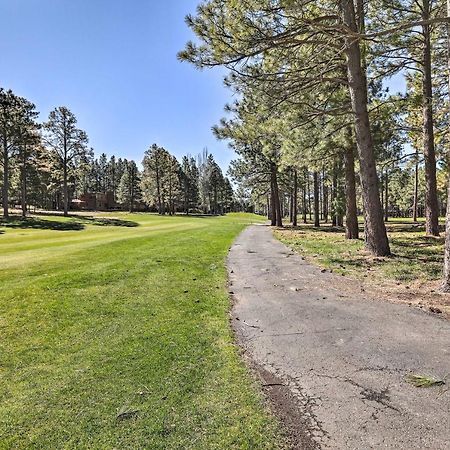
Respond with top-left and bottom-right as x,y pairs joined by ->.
310,371 -> 400,413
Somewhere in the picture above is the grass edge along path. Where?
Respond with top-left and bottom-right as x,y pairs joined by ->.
274,218 -> 444,283
0,212 -> 286,450
275,218 -> 450,317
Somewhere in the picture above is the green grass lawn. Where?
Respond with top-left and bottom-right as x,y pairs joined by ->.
0,212 -> 284,449
275,217 -> 445,283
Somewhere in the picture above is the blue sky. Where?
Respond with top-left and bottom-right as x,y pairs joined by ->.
0,0 -> 234,169
0,1 -> 408,171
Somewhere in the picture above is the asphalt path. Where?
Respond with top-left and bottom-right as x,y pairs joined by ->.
228,225 -> 450,449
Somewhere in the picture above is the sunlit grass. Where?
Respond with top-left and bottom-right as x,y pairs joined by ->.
275,218 -> 445,283
0,212 -> 284,449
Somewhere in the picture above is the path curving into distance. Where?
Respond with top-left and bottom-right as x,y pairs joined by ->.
228,224 -> 450,450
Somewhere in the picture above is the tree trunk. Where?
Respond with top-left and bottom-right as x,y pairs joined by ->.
443,182 -> 450,290
384,169 -> 389,222
323,169 -> 329,223
344,144 -> 359,239
307,171 -> 312,220
340,0 -> 390,256
289,193 -> 294,223
319,172 -> 323,220
21,147 -> 27,217
214,186 -> 218,215
156,168 -> 162,214
302,174 -> 307,223
63,165 -> 69,216
335,160 -> 344,227
313,171 -> 320,227
332,168 -> 338,227
271,163 -> 283,227
2,136 -> 9,219
293,170 -> 298,227
270,179 -> 276,226
422,1 -> 440,236
441,0 -> 450,291
413,152 -> 419,222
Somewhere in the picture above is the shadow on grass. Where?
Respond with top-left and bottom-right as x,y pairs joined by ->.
0,217 -> 85,231
76,216 -> 139,227
186,214 -> 222,219
33,212 -> 139,228
281,220 -> 445,282
392,236 -> 444,249
385,222 -> 446,234
1,214 -> 139,231
287,224 -> 348,233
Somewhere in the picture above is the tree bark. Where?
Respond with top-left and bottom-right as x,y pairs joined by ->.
323,169 -> 329,223
313,171 -> 320,227
307,171 -> 312,220
319,172 -> 323,221
340,0 -> 390,256
384,169 -> 389,222
332,167 -> 338,227
289,193 -> 294,223
422,0 -> 440,236
302,171 -> 307,223
413,152 -> 419,222
344,144 -> 359,239
270,179 -> 276,226
336,160 -> 344,227
443,183 -> 450,291
293,170 -> 298,227
441,0 -> 450,291
271,163 -> 283,227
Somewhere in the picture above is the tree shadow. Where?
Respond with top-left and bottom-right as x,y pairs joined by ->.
286,224 -> 355,234
385,222 -> 446,234
391,235 -> 444,249
185,214 -> 221,219
32,212 -> 139,228
0,217 -> 85,231
76,216 -> 139,227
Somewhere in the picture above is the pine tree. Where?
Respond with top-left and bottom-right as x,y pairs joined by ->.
180,156 -> 200,214
0,88 -> 39,218
43,107 -> 89,216
141,144 -> 171,214
117,160 -> 141,212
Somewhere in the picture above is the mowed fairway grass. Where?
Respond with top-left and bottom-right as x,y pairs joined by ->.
0,213 -> 284,449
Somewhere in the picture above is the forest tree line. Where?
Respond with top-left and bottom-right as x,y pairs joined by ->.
0,88 -> 234,218
180,0 -> 450,290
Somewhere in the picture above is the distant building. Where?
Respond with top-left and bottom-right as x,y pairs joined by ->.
72,192 -> 118,210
